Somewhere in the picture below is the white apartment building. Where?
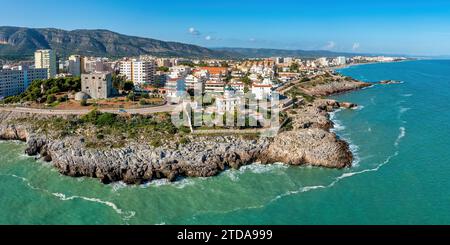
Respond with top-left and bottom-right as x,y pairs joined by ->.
230,70 -> 244,78
0,67 -> 48,99
165,77 -> 186,103
317,57 -> 329,67
335,56 -> 347,66
82,57 -> 113,73
169,66 -> 191,79
132,60 -> 155,84
185,74 -> 205,93
284,57 -> 294,64
119,59 -> 156,85
251,78 -> 273,100
119,60 -> 133,80
205,81 -> 225,94
35,49 -> 57,78
68,55 -> 82,76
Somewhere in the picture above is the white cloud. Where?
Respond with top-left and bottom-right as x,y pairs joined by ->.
324,41 -> 336,50
188,27 -> 200,36
205,35 -> 212,41
352,42 -> 361,51
249,38 -> 256,42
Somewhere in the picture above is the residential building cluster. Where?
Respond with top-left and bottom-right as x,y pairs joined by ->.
0,47 -> 407,105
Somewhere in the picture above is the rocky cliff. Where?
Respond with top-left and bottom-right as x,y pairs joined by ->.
0,99 -> 355,184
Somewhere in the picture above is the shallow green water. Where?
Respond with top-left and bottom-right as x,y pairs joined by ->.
1,60 -> 449,224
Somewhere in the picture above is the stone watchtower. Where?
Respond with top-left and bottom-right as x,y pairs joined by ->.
81,72 -> 114,99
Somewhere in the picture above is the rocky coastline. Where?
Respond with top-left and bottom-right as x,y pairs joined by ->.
0,98 -> 355,184
0,78 -> 371,185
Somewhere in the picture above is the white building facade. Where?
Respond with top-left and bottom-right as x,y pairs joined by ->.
216,87 -> 242,114
68,55 -> 82,76
35,49 -> 57,78
0,67 -> 48,99
119,59 -> 156,85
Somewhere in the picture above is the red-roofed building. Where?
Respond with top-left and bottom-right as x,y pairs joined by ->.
198,67 -> 229,82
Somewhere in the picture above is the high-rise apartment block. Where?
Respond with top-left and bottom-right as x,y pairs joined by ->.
34,49 -> 57,78
119,59 -> 156,85
0,67 -> 48,99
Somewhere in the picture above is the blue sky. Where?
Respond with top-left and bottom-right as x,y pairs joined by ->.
1,0 -> 450,56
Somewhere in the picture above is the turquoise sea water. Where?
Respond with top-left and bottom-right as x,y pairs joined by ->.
1,60 -> 450,224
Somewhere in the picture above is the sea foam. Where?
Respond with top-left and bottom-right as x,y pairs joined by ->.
0,172 -> 135,222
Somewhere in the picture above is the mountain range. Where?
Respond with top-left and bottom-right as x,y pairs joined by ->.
0,26 -> 360,61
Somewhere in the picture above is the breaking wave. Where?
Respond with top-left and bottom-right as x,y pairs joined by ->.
0,173 -> 135,222
239,163 -> 288,174
271,151 -> 399,202
329,109 -> 360,166
399,107 -> 411,114
329,109 -> 346,132
395,127 -> 406,147
52,192 -> 135,221
140,177 -> 201,189
191,116 -> 406,218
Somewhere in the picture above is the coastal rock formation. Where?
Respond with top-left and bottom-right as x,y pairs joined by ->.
340,102 -> 358,109
299,79 -> 371,97
378,80 -> 403,85
46,136 -> 269,184
261,99 -> 354,168
0,98 -> 357,184
261,129 -> 352,168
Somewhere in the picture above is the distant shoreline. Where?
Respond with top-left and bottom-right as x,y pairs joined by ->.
331,59 -> 416,72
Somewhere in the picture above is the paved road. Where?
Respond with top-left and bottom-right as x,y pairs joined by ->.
0,104 -> 177,115
0,98 -> 292,116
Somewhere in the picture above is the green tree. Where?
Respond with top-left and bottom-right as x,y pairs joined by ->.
157,66 -> 169,72
81,109 -> 100,124
197,61 -> 208,67
46,95 -> 56,104
2,77 -> 81,104
96,113 -> 116,127
127,91 -> 136,101
244,85 -> 250,93
178,62 -> 195,67
123,81 -> 135,92
58,95 -> 68,102
241,76 -> 251,86
290,63 -> 299,72
139,98 -> 148,105
112,75 -> 124,90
